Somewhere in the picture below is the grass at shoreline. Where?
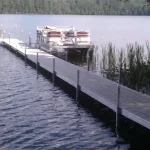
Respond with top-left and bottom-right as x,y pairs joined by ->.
99,41 -> 150,94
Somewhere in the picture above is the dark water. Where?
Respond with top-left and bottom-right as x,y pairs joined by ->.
0,47 -> 130,149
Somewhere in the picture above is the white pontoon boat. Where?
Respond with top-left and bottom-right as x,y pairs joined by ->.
36,26 -> 91,51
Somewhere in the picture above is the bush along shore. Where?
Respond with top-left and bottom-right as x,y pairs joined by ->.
99,41 -> 150,94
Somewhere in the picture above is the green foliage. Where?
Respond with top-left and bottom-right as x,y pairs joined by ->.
101,42 -> 150,93
102,43 -> 117,80
0,0 -> 149,15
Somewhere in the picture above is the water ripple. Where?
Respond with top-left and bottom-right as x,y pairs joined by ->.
0,47 -> 128,150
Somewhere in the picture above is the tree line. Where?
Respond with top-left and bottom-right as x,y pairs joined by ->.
0,0 -> 150,15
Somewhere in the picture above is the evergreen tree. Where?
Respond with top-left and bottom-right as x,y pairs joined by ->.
0,0 -> 149,15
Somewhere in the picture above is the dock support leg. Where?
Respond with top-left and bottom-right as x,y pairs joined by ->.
36,52 -> 39,71
76,70 -> 80,101
65,51 -> 68,62
87,55 -> 90,71
53,58 -> 55,84
25,48 -> 27,63
116,52 -> 122,138
29,32 -> 31,46
116,84 -> 121,137
87,49 -> 90,71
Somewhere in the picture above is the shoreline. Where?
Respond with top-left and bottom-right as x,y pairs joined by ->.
0,13 -> 150,16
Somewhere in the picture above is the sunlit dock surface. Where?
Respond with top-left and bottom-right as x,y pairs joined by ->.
1,38 -> 150,130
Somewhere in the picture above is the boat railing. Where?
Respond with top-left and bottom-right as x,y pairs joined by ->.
37,26 -> 90,36
37,26 -> 74,31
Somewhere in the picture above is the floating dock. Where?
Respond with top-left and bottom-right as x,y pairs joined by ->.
1,38 -> 150,132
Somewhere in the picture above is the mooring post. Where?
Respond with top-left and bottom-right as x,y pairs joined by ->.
66,51 -> 68,62
25,48 -> 27,63
87,52 -> 90,71
76,70 -> 80,101
36,52 -> 39,71
29,32 -> 31,46
9,33 -> 10,44
53,58 -> 55,84
116,52 -> 122,138
116,82 -> 121,137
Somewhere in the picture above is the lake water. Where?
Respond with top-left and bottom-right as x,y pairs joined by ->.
1,14 -> 150,48
0,46 -> 130,149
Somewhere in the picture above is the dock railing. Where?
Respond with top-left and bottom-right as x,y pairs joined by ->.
1,25 -> 36,45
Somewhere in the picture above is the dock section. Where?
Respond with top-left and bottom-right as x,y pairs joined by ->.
1,38 -> 150,131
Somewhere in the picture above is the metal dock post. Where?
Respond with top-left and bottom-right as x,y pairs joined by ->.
87,48 -> 90,71
65,51 -> 68,62
116,52 -> 122,137
76,70 -> 80,100
29,32 -> 31,46
25,48 -> 27,63
36,52 -> 39,71
87,55 -> 90,71
116,80 -> 121,137
53,58 -> 55,84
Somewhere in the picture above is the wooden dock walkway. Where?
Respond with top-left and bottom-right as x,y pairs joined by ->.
1,38 -> 150,131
